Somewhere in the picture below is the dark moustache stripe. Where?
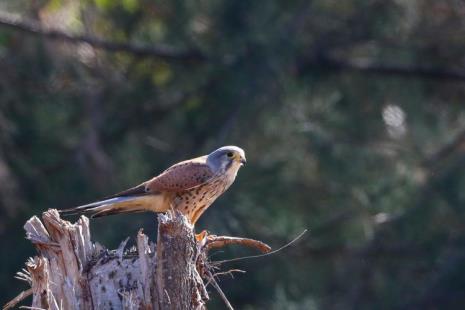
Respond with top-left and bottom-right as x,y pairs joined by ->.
225,160 -> 233,171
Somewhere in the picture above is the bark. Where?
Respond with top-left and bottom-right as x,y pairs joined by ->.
20,209 -> 208,310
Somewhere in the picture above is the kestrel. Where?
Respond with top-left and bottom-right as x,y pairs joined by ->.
60,146 -> 246,224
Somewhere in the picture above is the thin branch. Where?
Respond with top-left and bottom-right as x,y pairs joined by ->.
212,269 -> 246,281
0,11 -> 205,63
204,269 -> 246,287
214,229 -> 308,265
298,56 -> 465,82
204,269 -> 234,310
3,288 -> 33,310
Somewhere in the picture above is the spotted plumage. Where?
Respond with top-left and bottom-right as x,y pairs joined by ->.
60,146 -> 246,224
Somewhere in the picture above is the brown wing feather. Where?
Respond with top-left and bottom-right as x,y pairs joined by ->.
146,156 -> 214,192
105,183 -> 149,199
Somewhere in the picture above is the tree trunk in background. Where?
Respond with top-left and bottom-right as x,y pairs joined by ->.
22,209 -> 208,310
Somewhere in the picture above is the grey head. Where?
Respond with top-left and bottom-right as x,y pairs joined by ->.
206,146 -> 246,173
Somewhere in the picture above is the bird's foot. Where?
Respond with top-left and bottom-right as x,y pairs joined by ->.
195,230 -> 209,243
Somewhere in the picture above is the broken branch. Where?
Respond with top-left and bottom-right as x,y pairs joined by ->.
3,288 -> 33,310
205,235 -> 272,253
213,229 -> 308,265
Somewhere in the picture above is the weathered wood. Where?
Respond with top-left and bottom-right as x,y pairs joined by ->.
18,209 -> 209,310
6,209 -> 272,310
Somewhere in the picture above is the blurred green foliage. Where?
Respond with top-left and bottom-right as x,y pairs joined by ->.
1,0 -> 465,309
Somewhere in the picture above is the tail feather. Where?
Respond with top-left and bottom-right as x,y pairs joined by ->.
59,194 -> 168,218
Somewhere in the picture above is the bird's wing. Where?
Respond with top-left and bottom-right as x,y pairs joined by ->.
59,156 -> 214,217
99,156 -> 212,200
106,183 -> 150,198
145,156 -> 215,192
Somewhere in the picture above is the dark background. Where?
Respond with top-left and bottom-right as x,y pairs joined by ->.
1,0 -> 465,309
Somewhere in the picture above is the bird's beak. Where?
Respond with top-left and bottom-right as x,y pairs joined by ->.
239,157 -> 246,165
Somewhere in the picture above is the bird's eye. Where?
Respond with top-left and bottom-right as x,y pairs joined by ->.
227,152 -> 234,158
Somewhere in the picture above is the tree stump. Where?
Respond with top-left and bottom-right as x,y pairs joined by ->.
5,209 -> 271,310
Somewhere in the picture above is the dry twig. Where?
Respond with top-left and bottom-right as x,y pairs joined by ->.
3,288 -> 33,310
197,229 -> 308,310
204,269 -> 234,310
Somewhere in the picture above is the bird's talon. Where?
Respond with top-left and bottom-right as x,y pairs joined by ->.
195,230 -> 208,242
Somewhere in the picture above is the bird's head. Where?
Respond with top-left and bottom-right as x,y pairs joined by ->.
206,145 -> 246,173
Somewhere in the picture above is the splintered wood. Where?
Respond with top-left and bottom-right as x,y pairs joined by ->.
17,210 -> 208,310
6,209 -> 271,310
